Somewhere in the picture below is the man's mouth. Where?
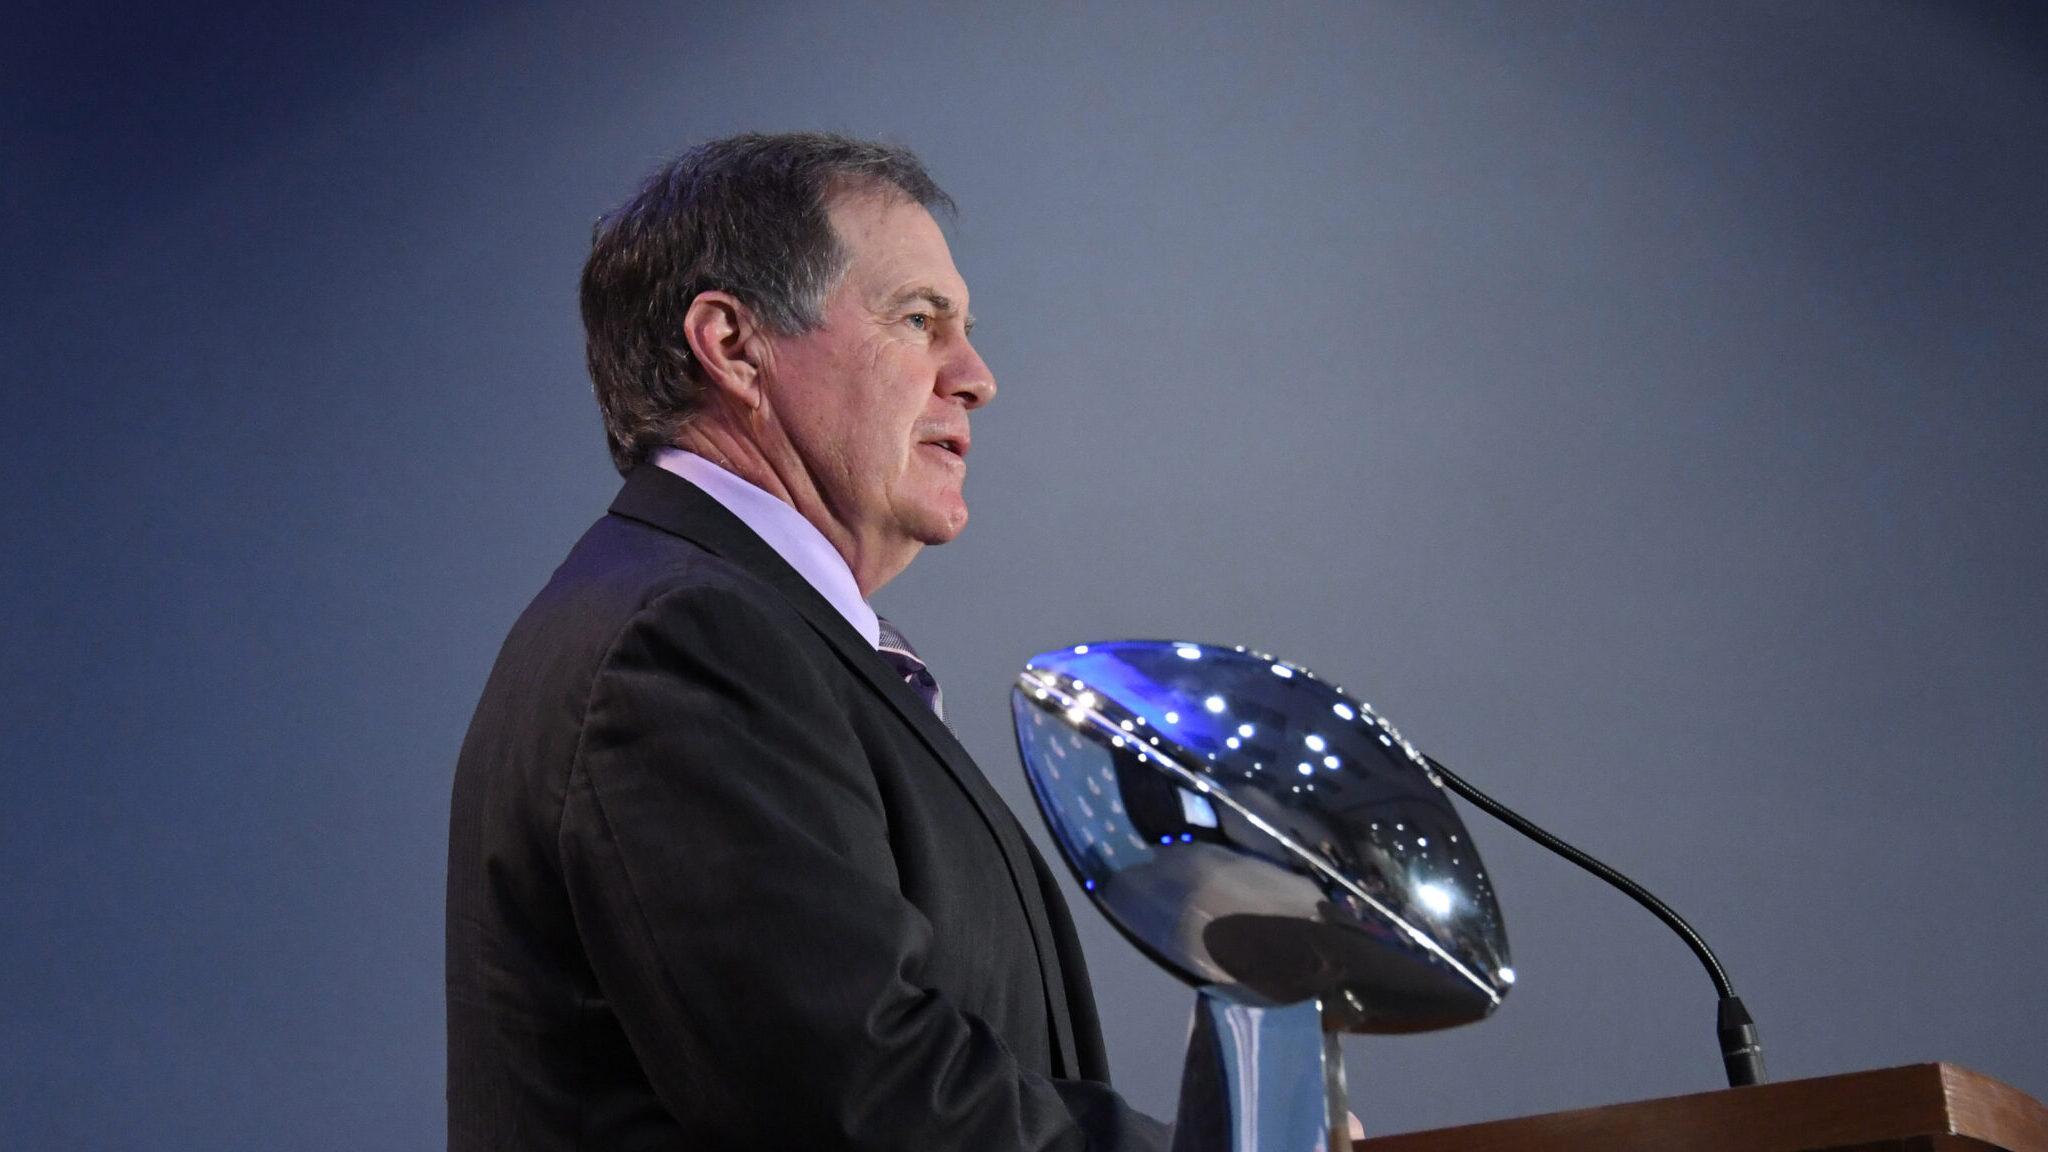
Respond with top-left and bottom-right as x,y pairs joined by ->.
921,436 -> 969,459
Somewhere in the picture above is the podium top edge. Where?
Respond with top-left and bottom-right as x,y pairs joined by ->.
1351,1062 -> 2048,1152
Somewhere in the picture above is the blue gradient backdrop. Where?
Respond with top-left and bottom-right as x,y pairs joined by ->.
5,2 -> 2044,1147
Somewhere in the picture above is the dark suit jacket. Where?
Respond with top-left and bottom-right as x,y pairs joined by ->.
447,464 -> 1168,1150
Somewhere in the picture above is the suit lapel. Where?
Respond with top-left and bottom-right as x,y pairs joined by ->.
607,465 -> 1083,1078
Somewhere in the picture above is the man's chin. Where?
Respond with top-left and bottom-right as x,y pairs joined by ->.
911,502 -> 969,546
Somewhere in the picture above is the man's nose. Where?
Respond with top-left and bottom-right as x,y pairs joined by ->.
945,339 -> 996,409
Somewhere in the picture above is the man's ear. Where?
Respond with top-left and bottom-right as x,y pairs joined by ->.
682,291 -> 767,406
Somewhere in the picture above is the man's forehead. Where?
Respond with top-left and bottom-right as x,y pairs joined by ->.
828,194 -> 968,299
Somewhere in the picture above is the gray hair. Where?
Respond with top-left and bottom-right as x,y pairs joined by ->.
579,132 -> 955,475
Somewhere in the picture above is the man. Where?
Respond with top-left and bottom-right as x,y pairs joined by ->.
446,133 -> 1170,1149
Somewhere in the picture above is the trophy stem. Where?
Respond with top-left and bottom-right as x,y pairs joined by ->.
1171,987 -> 1350,1152
1324,1028 -> 1352,1152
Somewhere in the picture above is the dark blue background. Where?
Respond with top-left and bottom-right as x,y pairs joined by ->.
5,2 -> 2044,1146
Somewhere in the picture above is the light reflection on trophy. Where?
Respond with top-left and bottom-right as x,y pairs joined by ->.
1011,641 -> 1514,1152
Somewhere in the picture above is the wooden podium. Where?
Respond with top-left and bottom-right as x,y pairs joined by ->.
1350,1064 -> 2048,1152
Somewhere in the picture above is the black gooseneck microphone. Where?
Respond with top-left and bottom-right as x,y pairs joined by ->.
1421,754 -> 1768,1089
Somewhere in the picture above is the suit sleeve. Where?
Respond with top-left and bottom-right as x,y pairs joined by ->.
557,580 -> 1169,1150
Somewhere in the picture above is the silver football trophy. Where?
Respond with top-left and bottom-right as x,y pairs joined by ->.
1011,642 -> 1513,1151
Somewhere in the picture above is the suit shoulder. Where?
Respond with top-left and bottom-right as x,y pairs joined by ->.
457,512 -> 831,784
531,514 -> 788,629
495,512 -> 829,690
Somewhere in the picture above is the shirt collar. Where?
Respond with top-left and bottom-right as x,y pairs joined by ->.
650,448 -> 880,649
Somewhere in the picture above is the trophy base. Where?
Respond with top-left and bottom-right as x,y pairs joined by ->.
1171,986 -> 1350,1152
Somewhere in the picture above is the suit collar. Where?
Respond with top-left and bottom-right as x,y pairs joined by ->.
645,448 -> 879,646
606,463 -> 1083,1077
610,463 -> 835,622
608,466 -> 973,780
608,465 -> 993,820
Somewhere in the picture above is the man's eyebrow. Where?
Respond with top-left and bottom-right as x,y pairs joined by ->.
887,287 -> 974,329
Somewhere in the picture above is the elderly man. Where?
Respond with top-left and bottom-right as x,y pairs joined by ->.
446,133 -> 1170,1149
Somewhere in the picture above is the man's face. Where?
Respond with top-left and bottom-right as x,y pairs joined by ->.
758,193 -> 995,580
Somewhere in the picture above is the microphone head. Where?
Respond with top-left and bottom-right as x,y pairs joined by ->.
1012,640 -> 1513,1033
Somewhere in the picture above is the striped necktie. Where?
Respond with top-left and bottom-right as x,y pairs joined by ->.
875,617 -> 945,722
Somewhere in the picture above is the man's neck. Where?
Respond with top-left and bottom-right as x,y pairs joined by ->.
671,422 -> 916,596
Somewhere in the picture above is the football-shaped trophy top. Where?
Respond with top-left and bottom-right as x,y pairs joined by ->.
1012,641 -> 1512,1032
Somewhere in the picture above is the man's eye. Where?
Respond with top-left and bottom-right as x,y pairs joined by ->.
907,313 -> 930,331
